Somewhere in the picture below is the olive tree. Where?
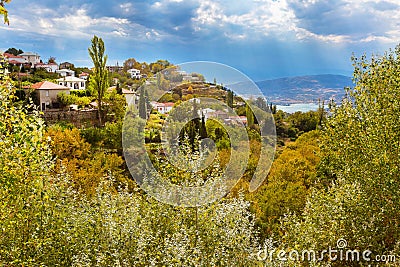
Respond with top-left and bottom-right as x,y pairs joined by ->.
280,45 -> 400,266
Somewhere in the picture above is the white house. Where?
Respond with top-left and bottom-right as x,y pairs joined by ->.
20,52 -> 41,66
35,63 -> 59,73
57,76 -> 86,90
79,72 -> 89,80
151,102 -> 175,114
127,68 -> 142,79
189,98 -> 201,104
56,68 -> 75,77
0,54 -> 10,76
199,108 -> 216,120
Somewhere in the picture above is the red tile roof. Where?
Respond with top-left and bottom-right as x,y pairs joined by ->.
3,53 -> 24,59
26,81 -> 69,90
35,63 -> 58,66
8,60 -> 23,64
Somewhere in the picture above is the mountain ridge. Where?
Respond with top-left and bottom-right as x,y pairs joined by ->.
232,74 -> 353,105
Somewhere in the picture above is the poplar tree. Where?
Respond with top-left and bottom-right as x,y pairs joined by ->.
88,35 -> 109,126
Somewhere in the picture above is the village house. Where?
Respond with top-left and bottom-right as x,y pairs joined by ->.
223,116 -> 248,126
122,89 -> 139,106
25,81 -> 70,111
127,68 -> 142,79
3,53 -> 27,65
106,65 -> 123,73
34,62 -> 59,73
56,68 -> 75,77
208,110 -> 229,120
20,52 -> 41,66
59,62 -> 74,69
151,102 -> 175,114
0,55 -> 10,76
57,76 -> 86,90
79,72 -> 89,80
199,108 -> 216,120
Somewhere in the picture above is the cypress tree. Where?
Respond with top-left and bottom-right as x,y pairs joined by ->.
139,87 -> 147,119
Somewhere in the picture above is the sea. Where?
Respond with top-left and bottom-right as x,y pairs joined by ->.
276,103 -> 320,113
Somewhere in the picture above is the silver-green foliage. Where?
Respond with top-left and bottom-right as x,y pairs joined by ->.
280,45 -> 400,265
0,77 -> 260,266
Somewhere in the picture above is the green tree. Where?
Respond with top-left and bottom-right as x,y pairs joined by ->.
246,103 -> 255,128
254,97 -> 267,111
5,47 -> 23,56
57,92 -> 76,108
282,44 -> 400,265
0,73 -> 54,264
227,90 -> 234,108
138,86 -> 147,119
88,35 -> 109,126
199,113 -> 207,139
103,89 -> 126,122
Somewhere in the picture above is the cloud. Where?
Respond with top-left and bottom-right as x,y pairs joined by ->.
2,0 -> 399,79
288,0 -> 400,43
5,2 -> 170,41
5,0 -> 399,45
189,0 -> 400,44
119,2 -> 134,14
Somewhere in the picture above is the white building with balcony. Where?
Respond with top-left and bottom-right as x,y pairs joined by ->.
20,52 -> 41,66
127,68 -> 142,79
57,76 -> 86,90
56,68 -> 75,77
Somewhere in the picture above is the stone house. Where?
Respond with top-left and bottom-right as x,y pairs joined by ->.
26,81 -> 70,111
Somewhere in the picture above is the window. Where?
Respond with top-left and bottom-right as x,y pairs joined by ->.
45,90 -> 49,97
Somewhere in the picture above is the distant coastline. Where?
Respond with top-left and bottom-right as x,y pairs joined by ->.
276,103 -> 320,113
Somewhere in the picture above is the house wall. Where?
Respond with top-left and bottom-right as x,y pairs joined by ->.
37,89 -> 70,110
58,80 -> 86,90
125,94 -> 137,106
35,64 -> 59,73
22,54 -> 41,66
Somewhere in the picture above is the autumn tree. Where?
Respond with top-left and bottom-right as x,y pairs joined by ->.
0,0 -> 11,25
123,57 -> 136,72
88,35 -> 109,126
252,130 -> 320,239
48,56 -> 56,64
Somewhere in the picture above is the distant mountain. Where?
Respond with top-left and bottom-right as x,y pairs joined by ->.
232,74 -> 353,105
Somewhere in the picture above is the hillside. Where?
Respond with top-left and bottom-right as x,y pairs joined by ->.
231,74 -> 353,105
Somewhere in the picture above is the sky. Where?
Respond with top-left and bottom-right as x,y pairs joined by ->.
1,0 -> 400,81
